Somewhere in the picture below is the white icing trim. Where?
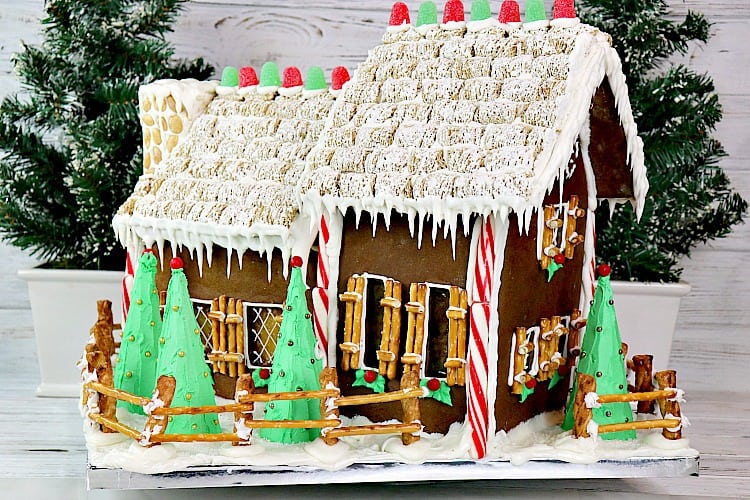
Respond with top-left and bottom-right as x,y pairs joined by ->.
237,85 -> 257,97
499,22 -> 522,31
323,209 -> 344,365
466,18 -> 500,32
215,86 -> 238,96
138,79 -> 217,120
440,21 -> 467,31
415,23 -> 439,36
551,17 -> 581,29
278,85 -> 303,98
386,23 -> 411,33
523,20 -> 550,30
302,88 -> 329,99
256,85 -> 279,96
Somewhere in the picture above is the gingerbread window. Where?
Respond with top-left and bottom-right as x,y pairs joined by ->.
339,273 -> 402,379
243,302 -> 283,369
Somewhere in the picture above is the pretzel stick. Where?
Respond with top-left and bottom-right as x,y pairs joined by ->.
88,413 -> 141,440
632,354 -> 655,414
235,300 -> 245,375
227,298 -> 237,378
597,390 -> 676,404
210,298 -> 220,371
457,288 -> 468,386
336,388 -> 424,407
378,279 -> 393,377
599,419 -> 681,435
387,281 -> 402,380
350,276 -> 366,368
326,423 -> 421,439
219,295 -> 228,375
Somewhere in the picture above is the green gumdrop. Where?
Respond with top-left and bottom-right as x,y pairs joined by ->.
416,1 -> 438,26
525,0 -> 547,22
470,0 -> 492,21
259,61 -> 281,87
304,66 -> 327,91
220,66 -> 239,87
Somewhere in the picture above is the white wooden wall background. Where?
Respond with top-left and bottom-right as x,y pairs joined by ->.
1,0 -> 748,391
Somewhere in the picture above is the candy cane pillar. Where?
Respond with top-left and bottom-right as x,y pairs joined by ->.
121,247 -> 137,326
466,216 -> 497,459
312,211 -> 343,366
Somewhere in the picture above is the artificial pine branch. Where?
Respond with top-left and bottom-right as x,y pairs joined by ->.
582,0 -> 747,282
0,0 -> 212,269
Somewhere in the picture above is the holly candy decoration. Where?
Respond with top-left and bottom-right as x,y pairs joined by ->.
259,61 -> 281,88
239,66 -> 259,88
498,0 -> 521,23
520,376 -> 536,403
443,0 -> 465,24
421,377 -> 452,406
548,369 -> 564,389
304,66 -> 327,91
470,0 -> 491,21
331,66 -> 351,91
219,66 -> 239,87
389,2 -> 410,26
282,66 -> 303,89
353,368 -> 385,393
546,252 -> 566,282
553,0 -> 576,19
416,1 -> 438,26
525,0 -> 547,23
252,367 -> 271,388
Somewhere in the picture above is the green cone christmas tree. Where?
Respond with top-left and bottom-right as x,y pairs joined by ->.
113,250 -> 161,414
155,257 -> 221,435
259,256 -> 323,444
562,264 -> 635,440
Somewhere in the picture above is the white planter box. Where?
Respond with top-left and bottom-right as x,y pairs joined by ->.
610,280 -> 691,373
18,267 -> 123,397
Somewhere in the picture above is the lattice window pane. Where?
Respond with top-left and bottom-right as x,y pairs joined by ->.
244,303 -> 283,368
191,299 -> 214,354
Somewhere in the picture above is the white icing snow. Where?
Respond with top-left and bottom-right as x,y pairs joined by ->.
85,408 -> 697,475
584,392 -> 602,409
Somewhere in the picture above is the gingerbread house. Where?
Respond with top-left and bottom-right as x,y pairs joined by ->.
113,2 -> 646,459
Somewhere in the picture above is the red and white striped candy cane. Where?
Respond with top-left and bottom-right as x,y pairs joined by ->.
312,214 -> 331,364
467,217 -> 495,459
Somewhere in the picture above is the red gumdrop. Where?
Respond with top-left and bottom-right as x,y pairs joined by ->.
290,255 -> 303,268
364,370 -> 378,383
170,257 -> 183,269
553,0 -> 576,19
426,378 -> 441,392
554,253 -> 566,265
259,368 -> 271,380
525,378 -> 537,389
331,66 -> 351,91
597,263 -> 612,277
282,66 -> 303,88
498,0 -> 521,23
389,2 -> 410,26
239,66 -> 259,87
442,0 -> 465,23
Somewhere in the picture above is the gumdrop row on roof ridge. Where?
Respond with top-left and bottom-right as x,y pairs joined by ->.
216,64 -> 352,95
389,0 -> 578,27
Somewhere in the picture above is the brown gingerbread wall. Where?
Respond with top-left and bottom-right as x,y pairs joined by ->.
335,210 -> 472,433
493,152 -> 590,432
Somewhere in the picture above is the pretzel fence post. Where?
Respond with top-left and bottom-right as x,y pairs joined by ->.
142,375 -> 176,447
233,374 -> 254,446
633,354 -> 655,414
319,367 -> 341,445
655,370 -> 682,440
573,373 -> 596,438
400,370 -> 421,445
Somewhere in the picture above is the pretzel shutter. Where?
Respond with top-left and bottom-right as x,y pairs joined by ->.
511,327 -> 534,395
444,286 -> 468,386
541,205 -> 561,269
564,195 -> 585,258
401,283 -> 427,373
377,279 -> 402,380
339,275 -> 365,371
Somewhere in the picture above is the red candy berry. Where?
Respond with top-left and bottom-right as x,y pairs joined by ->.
553,0 -> 576,19
170,257 -> 183,269
553,253 -> 566,265
597,263 -> 612,277
389,2 -> 410,26
364,370 -> 378,383
259,368 -> 271,380
525,378 -> 537,389
239,66 -> 259,87
442,0 -> 465,23
290,255 -> 303,268
331,66 -> 351,91
282,66 -> 303,88
498,0 -> 521,23
426,378 -> 441,392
